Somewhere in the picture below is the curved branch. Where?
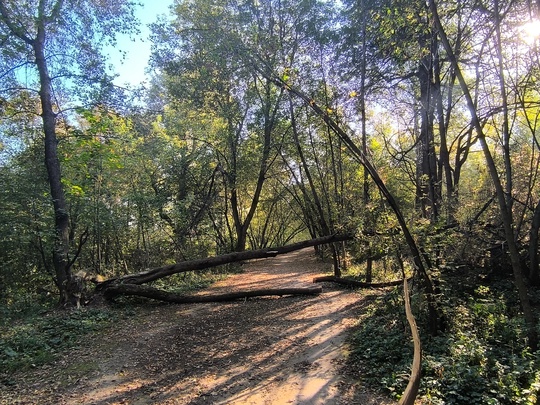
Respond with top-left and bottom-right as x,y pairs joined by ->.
1,61 -> 35,81
398,278 -> 422,405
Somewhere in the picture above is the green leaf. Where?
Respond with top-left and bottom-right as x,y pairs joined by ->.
4,346 -> 18,357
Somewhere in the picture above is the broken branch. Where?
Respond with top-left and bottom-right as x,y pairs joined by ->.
313,275 -> 408,288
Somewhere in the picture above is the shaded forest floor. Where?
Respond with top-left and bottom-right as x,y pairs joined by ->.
1,248 -> 393,405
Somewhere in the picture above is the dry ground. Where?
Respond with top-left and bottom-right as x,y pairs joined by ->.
1,248 -> 394,405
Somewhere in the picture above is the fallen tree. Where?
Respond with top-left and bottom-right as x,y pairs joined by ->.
96,233 -> 353,302
97,233 -> 352,289
103,284 -> 323,303
313,275 -> 408,288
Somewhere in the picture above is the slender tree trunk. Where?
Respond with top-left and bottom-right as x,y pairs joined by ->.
231,82 -> 280,252
289,98 -> 340,276
494,0 -> 513,213
417,34 -> 440,222
359,3 -> 373,282
33,23 -> 74,306
529,200 -> 540,285
434,45 -> 456,223
320,56 -> 344,276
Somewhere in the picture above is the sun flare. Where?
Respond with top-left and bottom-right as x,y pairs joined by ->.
522,20 -> 540,44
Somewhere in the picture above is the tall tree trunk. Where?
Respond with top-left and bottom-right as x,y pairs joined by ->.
0,0 -> 76,305
416,33 -> 440,222
34,22 -> 74,306
494,0 -> 513,213
434,42 -> 457,223
359,1 -> 373,282
320,56 -> 344,276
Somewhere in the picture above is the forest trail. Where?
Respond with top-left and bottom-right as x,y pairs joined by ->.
3,249 -> 393,405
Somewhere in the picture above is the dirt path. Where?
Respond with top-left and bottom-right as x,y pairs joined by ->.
2,249 -> 393,405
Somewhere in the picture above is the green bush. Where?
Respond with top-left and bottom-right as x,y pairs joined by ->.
349,280 -> 540,404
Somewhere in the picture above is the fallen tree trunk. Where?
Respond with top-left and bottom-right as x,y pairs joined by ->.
313,275 -> 407,288
103,284 -> 323,303
97,233 -> 353,289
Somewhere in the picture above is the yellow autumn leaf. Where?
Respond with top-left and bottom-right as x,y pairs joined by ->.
70,185 -> 85,197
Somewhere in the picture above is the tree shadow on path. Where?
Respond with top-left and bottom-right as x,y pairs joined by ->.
4,248 -> 394,405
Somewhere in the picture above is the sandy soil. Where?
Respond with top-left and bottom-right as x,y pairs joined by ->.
1,248 -> 393,405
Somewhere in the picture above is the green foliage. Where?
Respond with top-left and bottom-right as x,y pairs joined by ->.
152,265 -> 242,294
0,140 -> 55,306
1,5 -> 540,400
0,0 -> 139,105
350,276 -> 540,404
0,307 -> 122,374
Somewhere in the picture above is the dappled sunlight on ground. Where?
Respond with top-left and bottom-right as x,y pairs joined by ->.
1,249 -> 393,405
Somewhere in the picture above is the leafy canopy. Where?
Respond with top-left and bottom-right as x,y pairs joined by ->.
0,0 -> 139,106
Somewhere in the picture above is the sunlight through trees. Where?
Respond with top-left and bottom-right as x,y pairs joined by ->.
2,0 -> 540,402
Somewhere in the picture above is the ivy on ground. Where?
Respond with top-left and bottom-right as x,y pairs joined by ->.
349,268 -> 540,404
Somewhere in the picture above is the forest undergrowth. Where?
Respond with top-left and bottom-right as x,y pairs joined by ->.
346,259 -> 540,404
0,266 -> 236,379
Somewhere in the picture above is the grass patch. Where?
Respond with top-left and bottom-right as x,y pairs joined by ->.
0,306 -> 125,376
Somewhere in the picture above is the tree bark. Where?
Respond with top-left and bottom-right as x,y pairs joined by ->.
34,28 -> 74,306
398,278 -> 422,405
313,275 -> 408,288
97,234 -> 353,289
416,32 -> 440,221
103,284 -> 322,302
0,0 -> 77,306
529,200 -> 540,285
